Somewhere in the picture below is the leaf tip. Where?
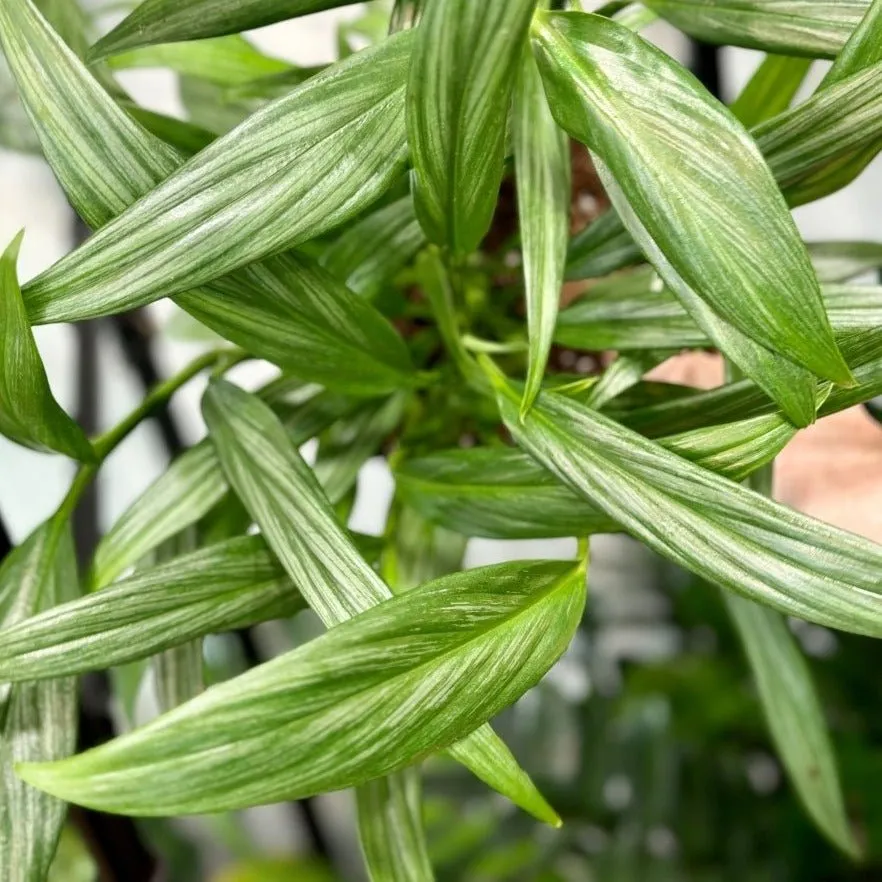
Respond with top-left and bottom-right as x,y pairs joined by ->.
3,229 -> 26,264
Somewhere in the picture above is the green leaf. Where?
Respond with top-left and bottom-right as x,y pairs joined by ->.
729,54 -> 813,128
396,400 -> 798,539
123,104 -> 217,154
90,381 -> 356,588
320,196 -> 426,300
555,267 -> 707,351
514,46 -> 570,415
91,0 -> 361,60
0,0 -> 415,394
616,328 -> 882,437
17,559 -> 586,816
202,380 -> 560,826
531,12 -> 852,398
724,594 -> 859,857
22,31 -> 412,322
0,536 -> 302,682
775,0 -> 882,206
357,771 -> 434,882
555,267 -> 882,351
106,34 -> 291,84
491,372 -> 882,636
407,0 -> 538,253
809,240 -> 882,282
0,233 -> 93,462
643,0 -> 868,58
581,351 -> 674,410
756,59 -> 882,206
0,521 -> 78,882
565,208 -> 643,281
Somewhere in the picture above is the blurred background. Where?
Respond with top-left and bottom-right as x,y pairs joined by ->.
4,3 -> 882,880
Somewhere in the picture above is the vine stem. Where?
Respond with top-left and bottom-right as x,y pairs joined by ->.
54,348 -> 240,527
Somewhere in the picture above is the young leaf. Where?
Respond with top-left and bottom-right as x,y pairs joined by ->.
491,374 -> 882,637
0,233 -> 93,462
357,771 -> 434,882
729,54 -> 813,128
724,594 -> 859,857
643,0 -> 867,58
20,29 -> 413,322
0,536 -> 301,682
0,521 -> 78,882
17,560 -> 586,816
106,34 -> 291,85
531,11 -> 852,391
91,0 -> 361,60
407,0 -> 538,253
514,47 -> 571,415
320,196 -> 426,300
203,380 -> 561,826
90,383 -> 356,588
0,0 -> 415,394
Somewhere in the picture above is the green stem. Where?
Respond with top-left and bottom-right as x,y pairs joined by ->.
55,348 -> 237,526
417,247 -> 488,393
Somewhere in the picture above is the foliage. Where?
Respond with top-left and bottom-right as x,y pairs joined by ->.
2,0 -> 882,879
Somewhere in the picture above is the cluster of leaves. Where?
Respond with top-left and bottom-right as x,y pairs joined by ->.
4,0 -> 882,878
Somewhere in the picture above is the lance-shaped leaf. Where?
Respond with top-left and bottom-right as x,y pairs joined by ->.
757,59 -> 882,206
779,0 -> 882,206
0,0 -> 415,395
724,594 -> 859,857
490,371 -> 882,636
531,12 -> 852,395
90,382 -> 356,588
0,521 -> 78,882
0,536 -> 302,682
407,0 -> 537,253
564,55 -> 882,283
0,234 -> 93,462
20,29 -> 413,322
643,0 -> 867,58
730,54 -> 813,128
357,771 -> 433,882
599,159 -> 820,426
106,34 -> 291,85
91,0 -> 361,60
514,47 -> 571,415
203,380 -> 560,826
17,559 -> 585,817
320,196 -> 426,300
397,402 -> 798,540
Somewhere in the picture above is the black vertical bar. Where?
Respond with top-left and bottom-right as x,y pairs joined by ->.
692,40 -> 723,99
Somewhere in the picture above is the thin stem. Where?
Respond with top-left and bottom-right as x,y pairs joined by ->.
55,348 -> 235,526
